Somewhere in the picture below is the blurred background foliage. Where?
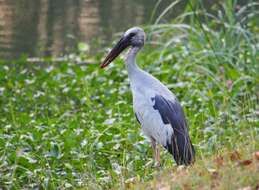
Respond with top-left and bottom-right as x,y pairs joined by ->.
0,0 -> 258,189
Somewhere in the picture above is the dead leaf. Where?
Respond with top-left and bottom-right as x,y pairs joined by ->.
230,151 -> 241,161
208,168 -> 219,180
238,159 -> 252,166
214,155 -> 224,167
254,151 -> 259,161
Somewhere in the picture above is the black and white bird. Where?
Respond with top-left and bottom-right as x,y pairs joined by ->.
101,27 -> 195,166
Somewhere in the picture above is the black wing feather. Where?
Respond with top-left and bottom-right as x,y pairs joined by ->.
152,95 -> 195,165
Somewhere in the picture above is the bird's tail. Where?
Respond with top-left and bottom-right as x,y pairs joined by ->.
166,134 -> 195,165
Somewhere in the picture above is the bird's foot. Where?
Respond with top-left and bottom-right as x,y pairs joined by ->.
154,161 -> 161,168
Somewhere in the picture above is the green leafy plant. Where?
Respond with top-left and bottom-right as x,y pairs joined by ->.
0,1 -> 258,189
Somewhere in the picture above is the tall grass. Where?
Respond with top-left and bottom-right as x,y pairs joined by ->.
146,0 -> 258,144
0,1 -> 258,189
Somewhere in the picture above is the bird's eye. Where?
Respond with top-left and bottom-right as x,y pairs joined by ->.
129,33 -> 136,38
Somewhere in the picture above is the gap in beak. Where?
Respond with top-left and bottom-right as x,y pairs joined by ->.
100,35 -> 131,68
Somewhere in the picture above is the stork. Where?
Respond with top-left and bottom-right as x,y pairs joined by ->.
101,27 -> 195,166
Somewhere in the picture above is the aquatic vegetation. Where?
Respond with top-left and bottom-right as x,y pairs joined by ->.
0,1 -> 258,189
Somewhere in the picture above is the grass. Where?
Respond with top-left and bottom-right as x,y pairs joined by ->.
0,0 -> 258,189
134,142 -> 259,190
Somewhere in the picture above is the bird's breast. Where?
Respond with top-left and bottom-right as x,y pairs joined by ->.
132,91 -> 174,146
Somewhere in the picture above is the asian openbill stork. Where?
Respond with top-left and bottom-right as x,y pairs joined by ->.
101,27 -> 195,166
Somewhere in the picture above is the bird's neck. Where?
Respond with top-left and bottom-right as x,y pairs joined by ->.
125,46 -> 141,78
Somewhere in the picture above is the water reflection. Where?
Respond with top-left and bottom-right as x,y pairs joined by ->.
0,0 -> 186,59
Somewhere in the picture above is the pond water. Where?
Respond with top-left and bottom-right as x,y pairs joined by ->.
0,0 -> 188,59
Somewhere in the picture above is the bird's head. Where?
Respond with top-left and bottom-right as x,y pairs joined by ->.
100,27 -> 145,68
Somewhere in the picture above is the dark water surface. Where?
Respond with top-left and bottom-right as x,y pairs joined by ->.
0,0 -> 188,59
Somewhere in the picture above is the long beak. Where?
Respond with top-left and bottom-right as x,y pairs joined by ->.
100,36 -> 130,68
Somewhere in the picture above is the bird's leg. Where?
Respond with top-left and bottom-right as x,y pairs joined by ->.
151,137 -> 156,163
156,145 -> 161,167
151,137 -> 160,167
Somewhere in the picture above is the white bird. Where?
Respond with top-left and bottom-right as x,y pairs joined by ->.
101,27 -> 195,166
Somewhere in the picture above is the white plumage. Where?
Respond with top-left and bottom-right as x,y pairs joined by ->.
130,67 -> 175,146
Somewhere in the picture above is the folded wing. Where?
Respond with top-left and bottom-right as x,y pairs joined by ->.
152,95 -> 195,165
